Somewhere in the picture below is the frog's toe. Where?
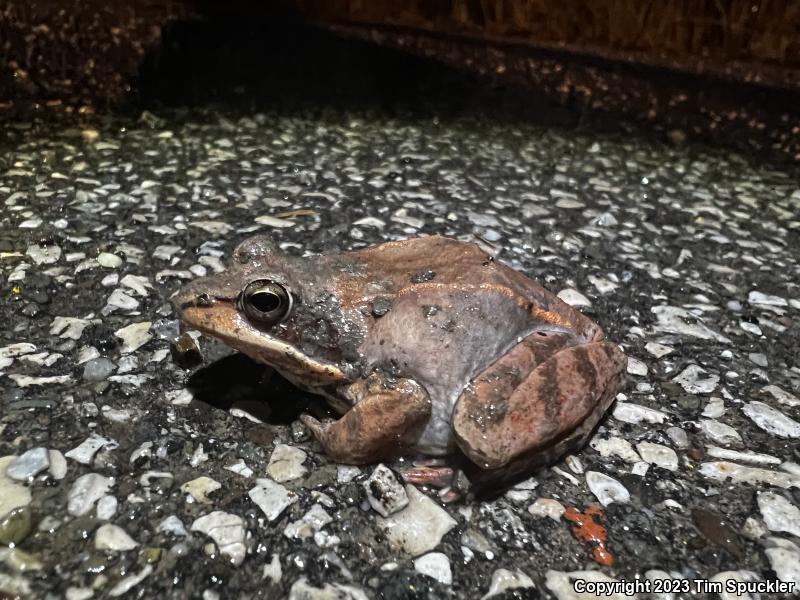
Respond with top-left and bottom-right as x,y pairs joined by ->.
453,340 -> 626,470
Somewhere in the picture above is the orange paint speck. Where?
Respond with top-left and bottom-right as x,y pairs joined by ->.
564,505 -> 614,567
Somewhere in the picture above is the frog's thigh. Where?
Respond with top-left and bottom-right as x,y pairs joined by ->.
301,378 -> 431,464
453,339 -> 626,469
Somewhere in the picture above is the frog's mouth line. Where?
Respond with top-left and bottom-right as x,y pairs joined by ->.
179,302 -> 347,386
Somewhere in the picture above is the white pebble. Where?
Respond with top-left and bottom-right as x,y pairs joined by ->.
6,448 -> 50,481
672,364 -> 719,394
700,461 -> 800,489
95,523 -> 138,551
612,402 -> 667,424
248,479 -> 297,521
283,504 -> 332,540
364,464 -> 408,517
585,471 -> 630,506
380,485 -> 457,556
68,473 -> 114,516
115,322 -> 153,354
527,498 -> 564,521
742,402 -> 800,438
413,552 -> 452,585
191,511 -> 247,566
266,444 -> 307,483
482,568 -> 535,598
180,476 -> 221,504
626,357 -> 648,376
758,492 -> 800,537
556,288 -> 592,308
644,342 -> 673,358
636,442 -> 679,471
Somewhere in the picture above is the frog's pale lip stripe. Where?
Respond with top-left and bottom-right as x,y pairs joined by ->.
180,304 -> 346,382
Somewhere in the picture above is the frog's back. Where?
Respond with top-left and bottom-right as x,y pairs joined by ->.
350,236 -> 601,343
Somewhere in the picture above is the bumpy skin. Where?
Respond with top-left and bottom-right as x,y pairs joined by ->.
174,235 -> 627,482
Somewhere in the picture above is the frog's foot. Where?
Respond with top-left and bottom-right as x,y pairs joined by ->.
400,466 -> 455,487
400,465 -> 471,503
453,338 -> 626,470
300,377 -> 431,464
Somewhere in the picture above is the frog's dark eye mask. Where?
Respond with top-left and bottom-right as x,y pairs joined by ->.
239,279 -> 293,327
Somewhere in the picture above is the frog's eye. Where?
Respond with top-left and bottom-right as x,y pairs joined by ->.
240,280 -> 293,326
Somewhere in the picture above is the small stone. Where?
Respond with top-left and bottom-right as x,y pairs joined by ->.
748,353 -> 768,367
96,495 -> 118,520
115,321 -> 153,354
672,364 -> 719,394
82,358 -> 116,382
742,402 -> 800,438
284,504 -> 332,540
645,342 -> 673,358
337,466 -> 361,483
158,516 -> 188,537
248,479 -> 298,522
287,578 -> 369,600
262,553 -> 282,583
748,291 -> 787,307
67,473 -> 114,516
0,507 -> 32,545
224,459 -> 253,478
702,398 -> 726,418
266,444 -> 307,483
364,464 -> 408,517
413,552 -> 452,585
700,461 -> 800,489
585,471 -> 630,506
765,547 -> 800,584
698,419 -> 743,447
380,485 -> 457,556
758,492 -> 800,537
180,476 -> 221,504
109,565 -> 153,597
26,243 -> 61,265
528,498 -> 564,521
636,442 -> 679,471
65,434 -> 118,465
759,385 -> 800,408
705,446 -> 781,466
612,402 -> 667,424
556,288 -> 591,308
191,511 -> 247,566
95,523 -> 139,551
97,252 -> 123,268
0,457 -> 33,520
666,426 -> 689,448
590,437 -> 640,463
482,568 -> 535,598
170,333 -> 203,368
626,357 -> 648,376
48,450 -> 67,479
6,448 -> 50,481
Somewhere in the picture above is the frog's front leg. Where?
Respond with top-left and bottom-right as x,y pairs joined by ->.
300,376 -> 431,464
453,336 -> 626,470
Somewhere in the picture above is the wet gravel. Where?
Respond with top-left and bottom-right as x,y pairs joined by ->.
2,73 -> 800,599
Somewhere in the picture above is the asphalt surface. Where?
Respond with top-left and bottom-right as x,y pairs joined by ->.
2,29 -> 800,600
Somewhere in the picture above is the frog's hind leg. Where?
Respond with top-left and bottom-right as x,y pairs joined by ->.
452,334 -> 626,471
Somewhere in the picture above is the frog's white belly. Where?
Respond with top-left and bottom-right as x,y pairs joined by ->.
413,387 -> 458,455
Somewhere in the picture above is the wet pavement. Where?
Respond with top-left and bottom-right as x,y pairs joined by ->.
2,36 -> 800,600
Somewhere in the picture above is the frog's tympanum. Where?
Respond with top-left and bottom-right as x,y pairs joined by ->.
175,235 -> 626,490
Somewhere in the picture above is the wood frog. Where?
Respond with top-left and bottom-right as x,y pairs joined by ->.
174,235 -> 626,490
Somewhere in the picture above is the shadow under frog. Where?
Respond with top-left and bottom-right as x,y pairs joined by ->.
174,235 -> 627,497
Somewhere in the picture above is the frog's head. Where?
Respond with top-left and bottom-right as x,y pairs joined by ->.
173,236 -> 368,389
